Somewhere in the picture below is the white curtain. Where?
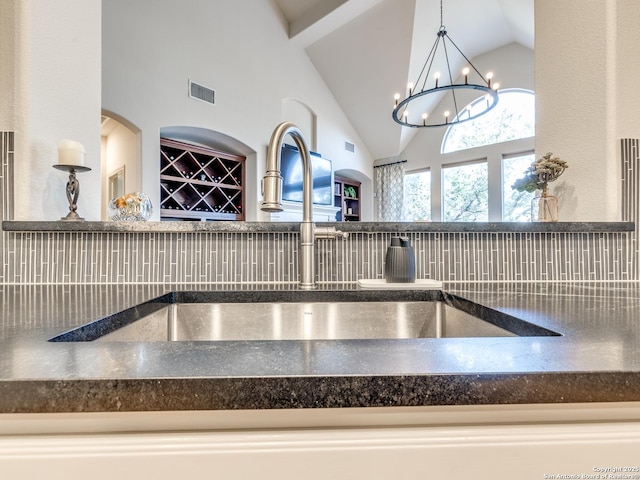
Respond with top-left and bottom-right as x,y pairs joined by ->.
375,162 -> 405,221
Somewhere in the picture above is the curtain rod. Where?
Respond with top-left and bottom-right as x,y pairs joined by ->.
374,159 -> 407,168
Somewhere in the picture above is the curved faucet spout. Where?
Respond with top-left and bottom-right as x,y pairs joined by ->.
261,122 -> 347,289
261,122 -> 313,222
261,122 -> 315,288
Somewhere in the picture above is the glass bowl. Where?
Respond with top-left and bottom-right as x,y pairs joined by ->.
108,192 -> 153,221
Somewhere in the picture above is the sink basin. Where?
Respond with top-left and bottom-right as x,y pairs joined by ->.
49,290 -> 561,342
95,301 -> 517,342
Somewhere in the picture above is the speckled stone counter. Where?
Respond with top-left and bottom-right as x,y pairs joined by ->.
1,282 -> 640,413
2,220 -> 634,233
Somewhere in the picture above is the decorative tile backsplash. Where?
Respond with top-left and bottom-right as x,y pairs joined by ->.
0,132 -> 14,282
621,138 -> 640,278
0,132 -> 638,285
0,230 -> 631,285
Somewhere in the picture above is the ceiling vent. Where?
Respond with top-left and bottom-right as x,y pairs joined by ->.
345,141 -> 355,153
188,80 -> 216,105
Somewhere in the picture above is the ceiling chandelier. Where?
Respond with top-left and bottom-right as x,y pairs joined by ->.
392,0 -> 500,128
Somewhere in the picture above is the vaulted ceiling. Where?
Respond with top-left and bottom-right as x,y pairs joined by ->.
273,0 -> 534,159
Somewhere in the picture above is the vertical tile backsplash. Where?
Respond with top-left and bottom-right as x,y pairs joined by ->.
0,132 -> 14,284
0,229 -> 632,285
621,138 -> 639,279
1,133 -> 639,285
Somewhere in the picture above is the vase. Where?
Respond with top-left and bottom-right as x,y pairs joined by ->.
531,187 -> 558,222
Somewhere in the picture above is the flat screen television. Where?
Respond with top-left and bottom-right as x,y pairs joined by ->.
280,144 -> 333,206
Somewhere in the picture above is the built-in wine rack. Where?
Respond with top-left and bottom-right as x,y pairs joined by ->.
160,138 -> 245,221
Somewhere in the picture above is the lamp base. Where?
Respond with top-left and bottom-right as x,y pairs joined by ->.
61,211 -> 85,221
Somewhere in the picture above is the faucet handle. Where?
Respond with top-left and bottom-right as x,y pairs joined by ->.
315,226 -> 349,239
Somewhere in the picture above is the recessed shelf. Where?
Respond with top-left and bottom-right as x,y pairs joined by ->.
335,176 -> 361,222
160,138 -> 245,221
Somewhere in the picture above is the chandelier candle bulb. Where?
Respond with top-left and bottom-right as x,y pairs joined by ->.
462,67 -> 469,84
434,72 -> 440,88
407,82 -> 413,95
57,140 -> 85,167
492,82 -> 500,91
422,113 -> 428,126
486,72 -> 493,87
394,93 -> 400,107
444,110 -> 450,123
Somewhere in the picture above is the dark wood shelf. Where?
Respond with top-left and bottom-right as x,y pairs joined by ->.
160,138 -> 245,221
334,176 -> 361,222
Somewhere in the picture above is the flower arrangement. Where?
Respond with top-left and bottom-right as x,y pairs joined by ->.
512,152 -> 568,194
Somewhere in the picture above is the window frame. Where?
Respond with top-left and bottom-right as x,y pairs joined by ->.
401,88 -> 536,222
403,167 -> 432,222
502,150 -> 536,221
441,88 -> 536,155
441,159 -> 489,222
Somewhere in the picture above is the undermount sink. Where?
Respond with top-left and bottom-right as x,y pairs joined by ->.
49,290 -> 560,342
96,301 -> 517,342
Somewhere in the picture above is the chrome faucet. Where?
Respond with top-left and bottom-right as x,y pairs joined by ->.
261,122 -> 348,289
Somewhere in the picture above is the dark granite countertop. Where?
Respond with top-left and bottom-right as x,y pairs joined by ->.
2,220 -> 634,233
1,282 -> 640,413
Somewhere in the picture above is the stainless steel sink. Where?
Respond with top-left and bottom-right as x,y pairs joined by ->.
49,290 -> 561,342
95,301 -> 517,342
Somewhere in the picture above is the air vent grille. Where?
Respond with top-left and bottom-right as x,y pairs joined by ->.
345,141 -> 355,153
189,80 -> 216,105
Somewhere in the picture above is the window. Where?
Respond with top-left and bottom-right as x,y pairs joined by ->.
403,170 -> 431,221
442,161 -> 488,221
400,88 -> 535,222
442,89 -> 535,154
502,153 -> 536,221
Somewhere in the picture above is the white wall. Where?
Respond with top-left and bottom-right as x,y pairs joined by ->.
0,0 -> 17,132
102,0 -> 375,221
535,0 -> 640,222
615,0 -> 640,140
3,0 -> 102,221
102,120 -> 141,219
